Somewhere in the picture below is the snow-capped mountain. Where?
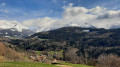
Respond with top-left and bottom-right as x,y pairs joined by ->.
66,22 -> 95,28
67,23 -> 80,27
0,20 -> 28,32
35,22 -> 95,32
0,20 -> 34,38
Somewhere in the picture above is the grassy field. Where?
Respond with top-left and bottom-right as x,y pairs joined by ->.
0,62 -> 59,67
61,63 -> 94,67
0,62 -> 94,67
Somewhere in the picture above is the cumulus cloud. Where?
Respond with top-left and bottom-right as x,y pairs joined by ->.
23,17 -> 57,32
89,10 -> 120,29
22,3 -> 120,32
97,11 -> 120,19
89,6 -> 106,14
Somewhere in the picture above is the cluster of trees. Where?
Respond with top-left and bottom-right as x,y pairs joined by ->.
3,27 -> 120,66
97,54 -> 120,67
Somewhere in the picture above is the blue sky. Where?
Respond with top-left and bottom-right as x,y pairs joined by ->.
0,0 -> 120,21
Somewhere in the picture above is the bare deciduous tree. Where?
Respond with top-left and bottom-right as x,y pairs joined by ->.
97,54 -> 120,67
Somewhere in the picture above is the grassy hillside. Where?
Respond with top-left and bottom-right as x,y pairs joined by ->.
0,42 -> 30,62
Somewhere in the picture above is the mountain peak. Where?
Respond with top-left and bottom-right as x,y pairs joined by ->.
67,23 -> 80,27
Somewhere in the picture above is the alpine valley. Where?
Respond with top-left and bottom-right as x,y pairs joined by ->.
1,20 -> 120,67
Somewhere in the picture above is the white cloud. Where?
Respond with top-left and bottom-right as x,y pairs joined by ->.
1,3 -> 6,6
22,3 -> 120,32
23,17 -> 57,32
89,6 -> 106,14
97,11 -> 120,19
92,10 -> 120,29
63,6 -> 89,17
0,20 -> 28,32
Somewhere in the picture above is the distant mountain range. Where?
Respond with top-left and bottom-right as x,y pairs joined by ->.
30,22 -> 120,32
1,20 -> 120,38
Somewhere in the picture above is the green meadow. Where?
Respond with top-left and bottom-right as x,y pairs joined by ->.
0,62 -> 94,67
0,62 -> 58,67
61,63 -> 94,67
